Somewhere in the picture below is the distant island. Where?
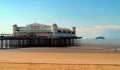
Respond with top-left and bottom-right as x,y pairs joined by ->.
95,36 -> 105,39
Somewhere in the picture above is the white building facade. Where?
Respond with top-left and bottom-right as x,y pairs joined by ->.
13,23 -> 76,37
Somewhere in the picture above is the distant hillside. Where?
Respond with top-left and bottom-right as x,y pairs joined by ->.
95,36 -> 105,39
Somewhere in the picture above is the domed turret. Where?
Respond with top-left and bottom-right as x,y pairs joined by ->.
52,23 -> 57,29
13,24 -> 18,31
52,23 -> 58,33
13,24 -> 18,34
72,27 -> 76,34
52,23 -> 58,37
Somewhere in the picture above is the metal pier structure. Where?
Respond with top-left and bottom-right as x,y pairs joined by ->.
0,34 -> 82,49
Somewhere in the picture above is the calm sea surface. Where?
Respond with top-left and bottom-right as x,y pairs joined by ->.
0,39 -> 120,47
81,39 -> 120,46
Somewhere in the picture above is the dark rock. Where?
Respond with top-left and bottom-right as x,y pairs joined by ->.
95,36 -> 105,39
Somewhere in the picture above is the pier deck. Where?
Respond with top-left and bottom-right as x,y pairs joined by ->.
0,34 -> 82,49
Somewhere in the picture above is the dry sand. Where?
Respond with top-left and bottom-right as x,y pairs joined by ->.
0,45 -> 120,70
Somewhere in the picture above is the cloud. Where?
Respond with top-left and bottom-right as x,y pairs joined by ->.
77,25 -> 120,39
95,25 -> 120,30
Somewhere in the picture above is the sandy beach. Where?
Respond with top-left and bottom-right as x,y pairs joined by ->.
0,45 -> 120,70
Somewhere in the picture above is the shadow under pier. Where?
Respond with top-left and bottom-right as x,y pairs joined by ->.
0,34 -> 82,49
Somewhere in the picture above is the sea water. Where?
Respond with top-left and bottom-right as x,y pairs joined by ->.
81,39 -> 120,46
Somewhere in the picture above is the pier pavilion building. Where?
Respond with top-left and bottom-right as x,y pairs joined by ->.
13,23 -> 76,37
0,23 -> 82,49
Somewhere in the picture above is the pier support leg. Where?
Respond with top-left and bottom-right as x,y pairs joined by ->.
1,40 -> 3,49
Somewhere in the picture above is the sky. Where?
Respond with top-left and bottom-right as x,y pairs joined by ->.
0,0 -> 120,39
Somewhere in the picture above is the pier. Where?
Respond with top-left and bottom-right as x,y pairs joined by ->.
0,34 -> 82,49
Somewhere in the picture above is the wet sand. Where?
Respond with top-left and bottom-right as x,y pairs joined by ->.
0,44 -> 120,53
0,45 -> 120,70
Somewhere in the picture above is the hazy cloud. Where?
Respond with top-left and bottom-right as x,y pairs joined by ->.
77,25 -> 120,39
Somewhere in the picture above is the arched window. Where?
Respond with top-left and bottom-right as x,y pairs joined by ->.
63,30 -> 66,33
58,30 -> 62,33
72,32 -> 75,34
68,31 -> 71,33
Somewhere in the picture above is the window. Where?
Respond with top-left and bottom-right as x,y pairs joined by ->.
31,26 -> 39,29
58,30 -> 62,33
63,30 -> 66,33
68,31 -> 71,33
